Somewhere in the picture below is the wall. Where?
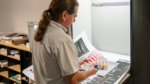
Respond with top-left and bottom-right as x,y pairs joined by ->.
72,0 -> 92,42
92,0 -> 130,55
0,0 -> 51,34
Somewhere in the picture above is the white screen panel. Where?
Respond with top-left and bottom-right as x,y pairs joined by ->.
92,5 -> 130,55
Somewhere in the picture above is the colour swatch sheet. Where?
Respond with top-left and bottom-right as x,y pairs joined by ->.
74,31 -> 119,76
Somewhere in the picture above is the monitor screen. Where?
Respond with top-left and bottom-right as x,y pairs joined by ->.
28,21 -> 38,52
75,38 -> 89,57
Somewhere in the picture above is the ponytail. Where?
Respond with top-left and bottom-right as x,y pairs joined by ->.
34,10 -> 50,41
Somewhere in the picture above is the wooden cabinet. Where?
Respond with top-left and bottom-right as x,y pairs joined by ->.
0,42 -> 31,84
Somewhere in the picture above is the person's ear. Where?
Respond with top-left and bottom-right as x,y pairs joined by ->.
61,11 -> 68,21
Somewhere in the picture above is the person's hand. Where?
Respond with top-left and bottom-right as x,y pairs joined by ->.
79,58 -> 89,68
88,65 -> 98,76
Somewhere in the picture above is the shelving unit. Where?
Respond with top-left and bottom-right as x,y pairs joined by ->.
0,53 -> 7,57
8,55 -> 20,61
8,64 -> 21,72
22,77 -> 28,82
0,71 -> 8,78
0,82 -> 6,84
9,78 -> 21,84
0,41 -> 31,84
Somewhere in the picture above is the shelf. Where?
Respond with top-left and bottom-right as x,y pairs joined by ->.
0,53 -> 7,57
8,55 -> 20,61
0,42 -> 30,52
22,77 -> 28,82
0,71 -> 8,78
0,41 -> 31,84
8,64 -> 21,72
9,78 -> 21,84
0,82 -> 5,84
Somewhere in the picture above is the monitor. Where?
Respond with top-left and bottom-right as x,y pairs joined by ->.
28,21 -> 38,52
75,38 -> 89,57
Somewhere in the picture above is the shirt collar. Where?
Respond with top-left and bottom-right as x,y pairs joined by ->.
50,20 -> 67,33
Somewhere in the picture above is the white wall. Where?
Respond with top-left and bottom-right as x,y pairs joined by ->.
92,0 -> 130,3
72,0 -> 92,42
92,0 -> 130,55
0,0 -> 51,34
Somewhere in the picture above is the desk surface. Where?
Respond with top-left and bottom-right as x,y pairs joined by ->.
80,60 -> 130,84
80,51 -> 130,84
100,51 -> 130,62
0,41 -> 30,52
100,51 -> 130,84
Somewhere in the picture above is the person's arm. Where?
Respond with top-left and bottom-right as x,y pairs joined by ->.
65,65 -> 98,84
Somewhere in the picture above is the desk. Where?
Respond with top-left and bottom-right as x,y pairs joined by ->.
80,51 -> 130,84
102,51 -> 130,84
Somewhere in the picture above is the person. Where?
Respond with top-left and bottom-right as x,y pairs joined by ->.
32,0 -> 98,84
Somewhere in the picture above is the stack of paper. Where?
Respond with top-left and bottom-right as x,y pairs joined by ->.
0,60 -> 8,68
0,48 -> 7,54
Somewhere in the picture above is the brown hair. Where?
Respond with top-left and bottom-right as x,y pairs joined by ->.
34,0 -> 79,41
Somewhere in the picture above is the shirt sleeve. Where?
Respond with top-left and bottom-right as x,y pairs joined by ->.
53,40 -> 79,76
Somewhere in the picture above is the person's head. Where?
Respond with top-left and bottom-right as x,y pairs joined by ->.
34,0 -> 79,42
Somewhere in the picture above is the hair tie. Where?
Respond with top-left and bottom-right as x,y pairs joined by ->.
48,8 -> 52,13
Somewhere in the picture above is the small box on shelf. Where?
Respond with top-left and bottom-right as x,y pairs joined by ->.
0,48 -> 7,56
9,69 -> 21,84
14,54 -> 20,59
0,60 -> 8,68
7,48 -> 20,61
10,50 -> 19,56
